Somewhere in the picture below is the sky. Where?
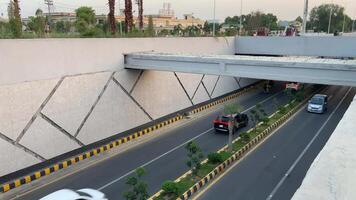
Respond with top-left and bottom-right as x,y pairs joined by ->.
0,0 -> 355,21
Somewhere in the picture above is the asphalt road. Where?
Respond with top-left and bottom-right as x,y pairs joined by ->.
196,86 -> 355,200
5,83 -> 296,200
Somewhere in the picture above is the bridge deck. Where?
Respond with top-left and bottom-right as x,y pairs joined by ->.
125,52 -> 356,87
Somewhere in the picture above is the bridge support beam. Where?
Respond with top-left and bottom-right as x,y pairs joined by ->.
125,53 -> 356,87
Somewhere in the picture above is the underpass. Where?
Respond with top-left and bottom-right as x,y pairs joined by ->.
3,82 -> 292,200
195,86 -> 355,200
1,36 -> 355,200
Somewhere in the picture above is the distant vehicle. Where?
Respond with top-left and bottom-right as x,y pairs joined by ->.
286,82 -> 302,91
40,189 -> 107,200
256,27 -> 269,36
284,26 -> 297,36
307,94 -> 328,114
264,80 -> 275,93
213,113 -> 248,133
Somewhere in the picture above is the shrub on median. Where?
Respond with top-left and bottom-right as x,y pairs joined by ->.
162,180 -> 179,196
207,152 -> 224,164
240,132 -> 250,143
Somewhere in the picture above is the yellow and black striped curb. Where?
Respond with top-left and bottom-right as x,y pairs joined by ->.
0,82 -> 263,194
177,95 -> 313,200
0,115 -> 183,193
189,82 -> 264,115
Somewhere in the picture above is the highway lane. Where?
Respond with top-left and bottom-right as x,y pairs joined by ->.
9,83 -> 291,200
196,86 -> 355,200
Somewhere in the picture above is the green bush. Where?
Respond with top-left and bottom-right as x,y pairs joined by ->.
80,27 -> 104,37
162,180 -> 179,196
240,132 -> 250,143
278,106 -> 287,114
207,152 -> 224,164
262,117 -> 270,125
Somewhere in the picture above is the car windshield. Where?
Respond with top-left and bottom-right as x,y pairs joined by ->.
310,97 -> 324,105
219,116 -> 229,122
76,191 -> 91,197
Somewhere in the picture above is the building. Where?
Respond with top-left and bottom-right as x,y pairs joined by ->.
116,3 -> 205,31
43,12 -> 76,23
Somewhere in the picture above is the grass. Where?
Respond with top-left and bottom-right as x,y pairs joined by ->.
197,163 -> 216,178
176,177 -> 196,195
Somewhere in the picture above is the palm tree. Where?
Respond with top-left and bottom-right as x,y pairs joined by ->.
135,0 -> 143,30
10,0 -> 22,37
124,0 -> 133,32
108,0 -> 116,35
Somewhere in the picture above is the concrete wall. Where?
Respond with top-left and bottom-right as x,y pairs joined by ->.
292,93 -> 356,200
0,37 -> 258,177
0,37 -> 235,86
236,36 -> 356,57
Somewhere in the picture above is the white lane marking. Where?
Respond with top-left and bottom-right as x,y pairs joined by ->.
97,91 -> 284,191
97,127 -> 214,191
266,87 -> 352,200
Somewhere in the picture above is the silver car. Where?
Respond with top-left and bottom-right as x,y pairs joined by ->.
307,94 -> 328,114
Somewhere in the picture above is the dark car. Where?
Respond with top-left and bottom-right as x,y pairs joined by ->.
213,113 -> 248,133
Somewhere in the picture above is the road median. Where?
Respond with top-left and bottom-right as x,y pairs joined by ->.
149,85 -> 322,200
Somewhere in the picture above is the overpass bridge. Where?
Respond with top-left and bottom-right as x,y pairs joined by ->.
125,36 -> 356,87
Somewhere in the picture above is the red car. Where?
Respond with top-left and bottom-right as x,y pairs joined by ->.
213,114 -> 248,133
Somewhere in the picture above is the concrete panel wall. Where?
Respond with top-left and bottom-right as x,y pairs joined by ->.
236,36 -> 356,57
0,37 -> 260,177
0,37 -> 235,86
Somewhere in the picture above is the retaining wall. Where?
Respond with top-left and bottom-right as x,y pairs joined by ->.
0,37 -> 258,177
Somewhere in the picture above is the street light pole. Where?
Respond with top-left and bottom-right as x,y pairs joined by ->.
342,14 -> 346,33
302,0 -> 309,34
213,0 -> 216,37
352,18 -> 355,32
328,1 -> 333,34
239,0 -> 243,35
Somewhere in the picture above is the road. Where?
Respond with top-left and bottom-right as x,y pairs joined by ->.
4,82 -> 294,200
196,86 -> 355,200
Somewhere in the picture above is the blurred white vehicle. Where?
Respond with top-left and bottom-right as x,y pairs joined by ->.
39,189 -> 107,200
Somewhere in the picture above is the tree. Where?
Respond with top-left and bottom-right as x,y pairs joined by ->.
123,167 -> 149,200
108,0 -> 116,35
8,0 -> 22,38
242,11 -> 278,34
55,21 -> 72,33
185,25 -> 201,37
223,103 -> 241,152
136,0 -> 143,30
309,4 -> 353,33
75,6 -> 96,33
186,141 -> 204,176
147,15 -> 154,36
250,103 -> 268,133
173,24 -> 183,36
295,16 -> 303,23
96,19 -> 109,34
27,9 -> 46,37
124,0 -> 134,32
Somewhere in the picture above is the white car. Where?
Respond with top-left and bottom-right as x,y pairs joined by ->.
40,189 -> 107,200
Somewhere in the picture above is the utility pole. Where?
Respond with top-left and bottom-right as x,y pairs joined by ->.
328,1 -> 333,34
239,0 -> 243,35
213,0 -> 216,37
302,0 -> 308,34
44,0 -> 53,32
352,18 -> 355,32
342,14 -> 346,33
